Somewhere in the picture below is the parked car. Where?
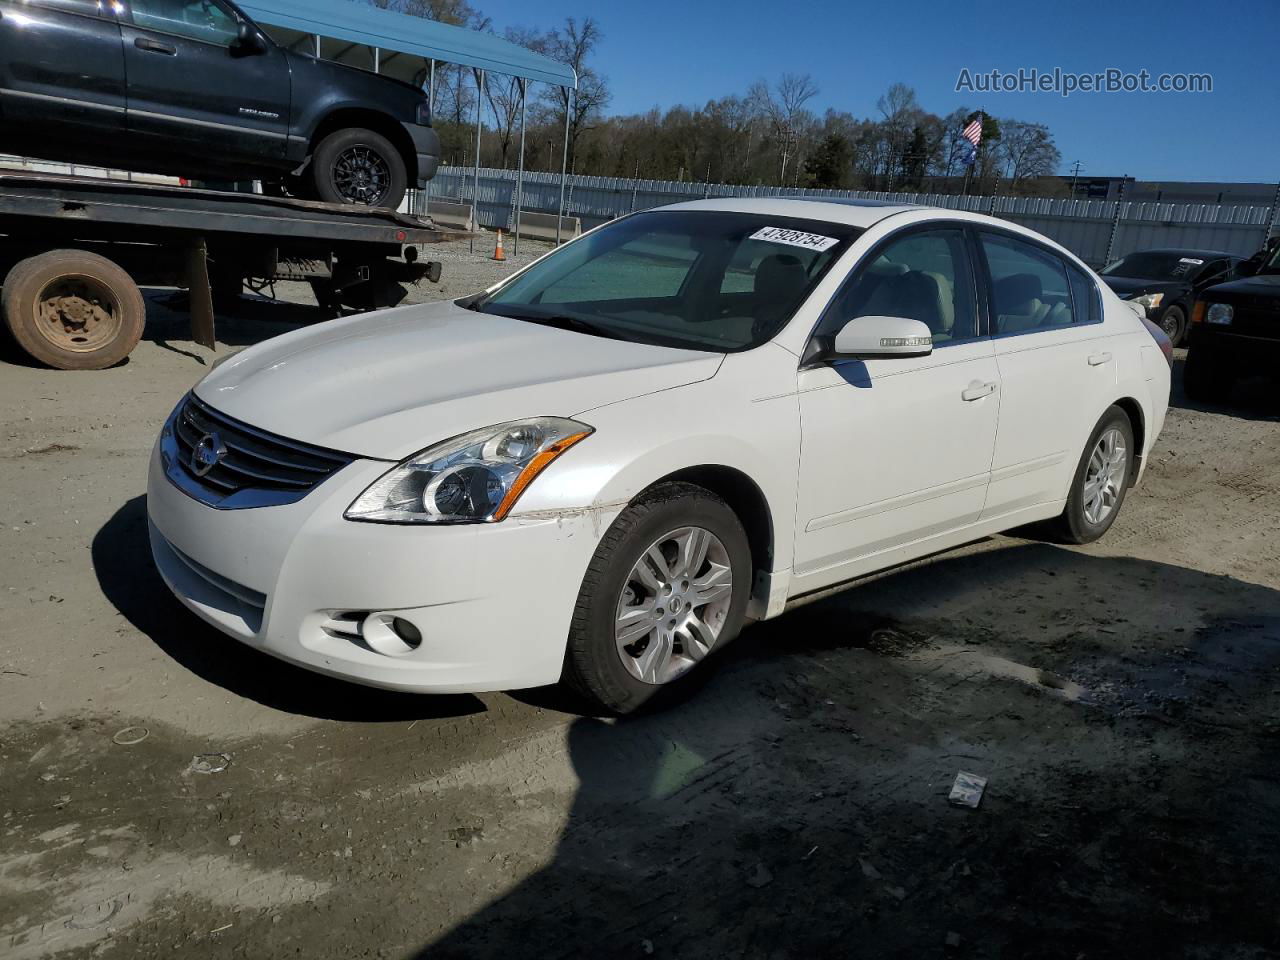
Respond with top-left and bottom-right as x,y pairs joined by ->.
1099,248 -> 1241,346
1184,239 -> 1280,402
146,199 -> 1170,713
0,0 -> 440,209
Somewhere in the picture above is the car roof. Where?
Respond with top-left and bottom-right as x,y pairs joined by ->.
656,196 -> 923,229
1123,247 -> 1239,259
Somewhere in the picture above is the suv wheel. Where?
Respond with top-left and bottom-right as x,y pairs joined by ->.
310,127 -> 407,209
562,482 -> 752,714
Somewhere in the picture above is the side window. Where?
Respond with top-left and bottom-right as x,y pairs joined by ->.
1067,263 -> 1102,325
26,0 -> 107,14
129,0 -> 239,45
980,233 -> 1075,335
819,228 -> 978,344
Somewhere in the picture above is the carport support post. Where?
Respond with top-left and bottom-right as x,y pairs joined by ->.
556,86 -> 573,245
514,78 -> 527,257
470,68 -> 484,253
1103,176 -> 1127,266
422,59 -> 435,220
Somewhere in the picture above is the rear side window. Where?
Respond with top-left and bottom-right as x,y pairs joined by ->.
1066,263 -> 1102,325
980,233 -> 1075,334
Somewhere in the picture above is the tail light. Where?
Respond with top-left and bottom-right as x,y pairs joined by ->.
1140,317 -> 1174,367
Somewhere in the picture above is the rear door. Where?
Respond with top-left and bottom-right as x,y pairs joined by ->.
0,0 -> 126,138
976,229 -> 1120,519
119,0 -> 289,164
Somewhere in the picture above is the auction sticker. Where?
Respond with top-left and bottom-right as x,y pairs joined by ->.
750,226 -> 839,252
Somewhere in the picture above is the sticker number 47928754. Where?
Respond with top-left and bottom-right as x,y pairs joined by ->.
749,226 -> 839,252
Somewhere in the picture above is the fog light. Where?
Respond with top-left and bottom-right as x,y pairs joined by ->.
360,613 -> 422,656
391,617 -> 422,649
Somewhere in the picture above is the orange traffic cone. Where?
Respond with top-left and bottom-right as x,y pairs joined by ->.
492,230 -> 506,262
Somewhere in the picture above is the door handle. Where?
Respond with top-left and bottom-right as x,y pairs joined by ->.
135,36 -> 177,55
961,380 -> 997,402
1088,352 -> 1113,366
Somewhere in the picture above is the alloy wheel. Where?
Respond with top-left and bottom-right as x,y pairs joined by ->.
614,526 -> 734,685
1082,427 -> 1128,525
332,146 -> 391,205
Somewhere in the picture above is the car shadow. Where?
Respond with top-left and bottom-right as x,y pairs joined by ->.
413,543 -> 1280,959
93,495 -> 485,723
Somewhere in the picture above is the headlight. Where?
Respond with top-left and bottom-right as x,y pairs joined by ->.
415,99 -> 431,125
345,417 -> 592,524
1206,303 -> 1233,325
1132,292 -> 1164,310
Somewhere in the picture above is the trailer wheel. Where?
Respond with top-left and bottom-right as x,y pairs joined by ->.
1,250 -> 145,370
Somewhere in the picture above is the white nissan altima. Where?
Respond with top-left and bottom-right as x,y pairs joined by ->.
147,198 -> 1170,713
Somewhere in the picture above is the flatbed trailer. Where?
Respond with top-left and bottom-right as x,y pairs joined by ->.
0,172 -> 459,370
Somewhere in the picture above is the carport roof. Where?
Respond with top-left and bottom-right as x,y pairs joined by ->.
238,0 -> 576,87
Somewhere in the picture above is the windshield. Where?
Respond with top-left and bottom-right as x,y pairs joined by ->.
469,210 -> 861,352
1262,244 -> 1280,275
1101,251 -> 1209,282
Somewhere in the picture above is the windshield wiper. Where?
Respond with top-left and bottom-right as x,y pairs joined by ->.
487,308 -> 635,341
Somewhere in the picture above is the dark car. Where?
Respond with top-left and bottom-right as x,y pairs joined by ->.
0,0 -> 440,209
1099,248 -> 1241,346
1183,239 -> 1280,402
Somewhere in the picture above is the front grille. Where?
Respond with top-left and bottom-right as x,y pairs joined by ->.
167,393 -> 355,508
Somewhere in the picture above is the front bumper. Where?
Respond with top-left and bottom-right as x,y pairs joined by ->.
145,438 -> 602,694
1190,326 -> 1280,375
402,121 -> 441,187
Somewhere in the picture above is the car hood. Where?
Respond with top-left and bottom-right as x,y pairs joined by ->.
1201,272 -> 1280,304
195,300 -> 723,460
1100,276 -> 1186,298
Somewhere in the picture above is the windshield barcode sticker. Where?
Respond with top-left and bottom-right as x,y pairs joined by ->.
1178,257 -> 1205,265
750,226 -> 839,252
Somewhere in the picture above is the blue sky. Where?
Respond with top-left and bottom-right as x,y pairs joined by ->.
476,0 -> 1280,184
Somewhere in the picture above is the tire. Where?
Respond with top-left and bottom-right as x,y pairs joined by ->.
562,482 -> 753,715
309,127 -> 407,209
1051,406 -> 1135,545
1183,344 -> 1234,403
1158,305 -> 1187,347
1,250 -> 145,370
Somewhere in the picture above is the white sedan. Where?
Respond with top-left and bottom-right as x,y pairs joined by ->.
146,198 -> 1170,713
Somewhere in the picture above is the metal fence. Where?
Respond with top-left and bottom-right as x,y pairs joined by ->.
426,166 -> 1279,266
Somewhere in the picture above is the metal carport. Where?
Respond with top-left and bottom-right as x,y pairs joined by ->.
237,0 -> 578,246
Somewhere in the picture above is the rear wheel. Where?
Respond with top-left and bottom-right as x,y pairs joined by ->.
1,250 -> 145,370
562,482 -> 752,714
1051,406 -> 1134,544
309,127 -> 407,209
1183,344 -> 1234,403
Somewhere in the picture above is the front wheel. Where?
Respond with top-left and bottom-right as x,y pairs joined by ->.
309,127 -> 407,209
1051,406 -> 1134,544
1159,305 -> 1187,347
562,482 -> 752,714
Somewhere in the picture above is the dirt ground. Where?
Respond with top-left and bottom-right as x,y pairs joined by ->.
2,239 -> 1280,959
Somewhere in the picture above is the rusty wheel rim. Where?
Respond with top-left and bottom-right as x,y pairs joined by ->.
34,275 -> 123,353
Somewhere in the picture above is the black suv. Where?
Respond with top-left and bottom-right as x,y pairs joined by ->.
0,0 -> 440,209
1184,238 -> 1280,402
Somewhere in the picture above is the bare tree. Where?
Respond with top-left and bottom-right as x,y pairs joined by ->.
750,72 -> 818,185
997,119 -> 1061,184
539,17 -> 610,170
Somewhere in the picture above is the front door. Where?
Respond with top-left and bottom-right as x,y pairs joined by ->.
0,0 -> 126,141
792,226 -> 1001,590
119,0 -> 289,166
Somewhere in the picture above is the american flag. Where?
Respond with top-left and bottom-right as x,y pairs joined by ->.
962,118 -> 983,148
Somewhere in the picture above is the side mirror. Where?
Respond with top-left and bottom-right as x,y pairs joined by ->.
234,22 -> 267,55
831,315 -> 933,360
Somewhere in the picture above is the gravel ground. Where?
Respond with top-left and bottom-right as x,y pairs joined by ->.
2,243 -> 1279,959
